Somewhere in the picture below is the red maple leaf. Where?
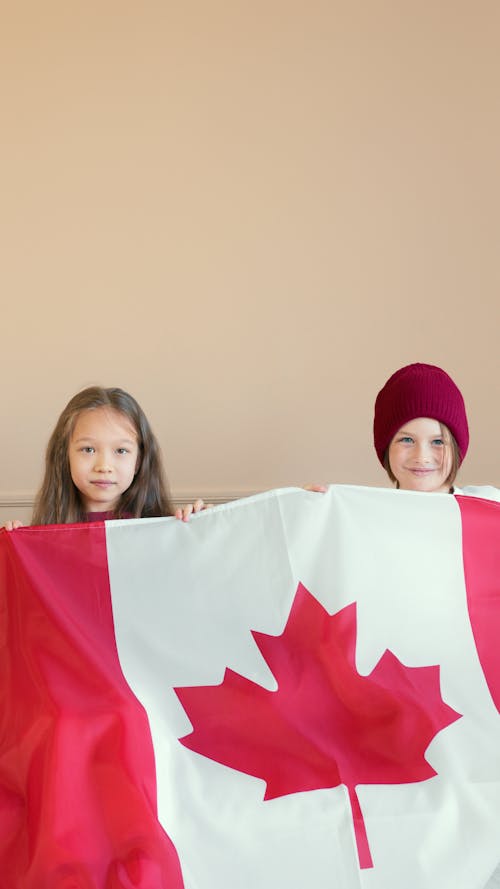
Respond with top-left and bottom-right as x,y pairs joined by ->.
175,583 -> 460,869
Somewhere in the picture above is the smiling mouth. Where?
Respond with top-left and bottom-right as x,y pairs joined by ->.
409,468 -> 436,474
91,481 -> 116,487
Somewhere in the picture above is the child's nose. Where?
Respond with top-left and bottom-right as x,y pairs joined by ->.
415,443 -> 431,462
94,454 -> 113,472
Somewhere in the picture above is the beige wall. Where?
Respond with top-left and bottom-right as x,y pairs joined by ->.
1,3 -> 499,523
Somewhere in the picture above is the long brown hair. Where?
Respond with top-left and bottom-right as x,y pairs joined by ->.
32,387 -> 173,524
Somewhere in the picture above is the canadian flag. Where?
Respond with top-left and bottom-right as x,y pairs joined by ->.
1,486 -> 500,889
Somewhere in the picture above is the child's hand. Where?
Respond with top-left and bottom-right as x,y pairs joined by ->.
175,499 -> 214,522
303,484 -> 328,493
1,520 -> 25,530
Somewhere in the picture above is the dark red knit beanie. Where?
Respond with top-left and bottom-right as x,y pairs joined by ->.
373,363 -> 469,465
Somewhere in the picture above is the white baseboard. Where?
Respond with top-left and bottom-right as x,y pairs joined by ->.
0,491 -> 254,512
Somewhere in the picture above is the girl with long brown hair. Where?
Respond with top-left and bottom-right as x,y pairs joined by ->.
4,386 -> 205,527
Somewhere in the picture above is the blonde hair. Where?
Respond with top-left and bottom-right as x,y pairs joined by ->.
383,423 -> 460,491
32,387 -> 173,524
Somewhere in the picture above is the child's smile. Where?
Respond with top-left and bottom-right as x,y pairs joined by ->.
388,417 -> 452,493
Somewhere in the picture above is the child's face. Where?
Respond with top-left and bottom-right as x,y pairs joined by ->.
388,417 -> 453,493
69,406 -> 140,513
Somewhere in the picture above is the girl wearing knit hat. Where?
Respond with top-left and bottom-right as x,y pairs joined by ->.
373,362 -> 499,499
308,362 -> 499,502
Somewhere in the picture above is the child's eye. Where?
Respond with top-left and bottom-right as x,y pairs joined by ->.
81,446 -> 95,454
432,438 -> 444,446
399,436 -> 414,444
116,448 -> 129,455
